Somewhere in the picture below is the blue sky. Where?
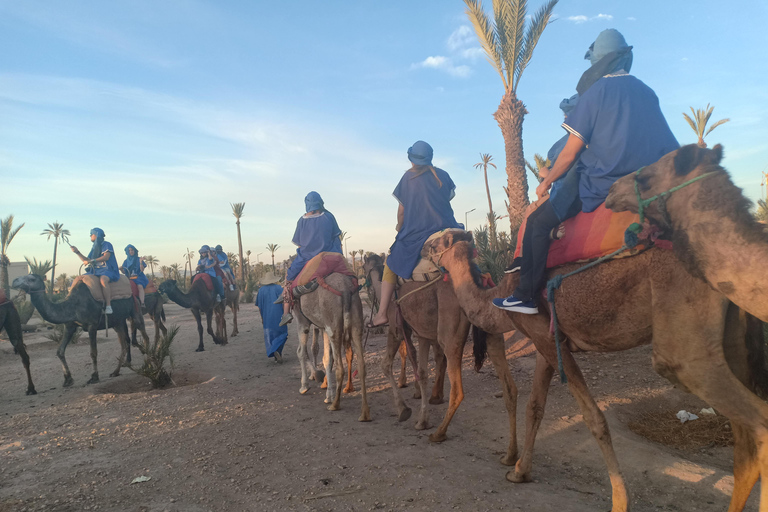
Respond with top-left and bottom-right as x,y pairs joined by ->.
2,1 -> 767,276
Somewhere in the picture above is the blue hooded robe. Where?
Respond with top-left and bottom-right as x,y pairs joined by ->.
256,283 -> 288,357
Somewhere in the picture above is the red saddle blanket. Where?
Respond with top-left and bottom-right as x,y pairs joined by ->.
130,279 -> 158,297
0,288 -> 8,305
193,273 -> 214,292
291,252 -> 356,293
514,203 -> 641,269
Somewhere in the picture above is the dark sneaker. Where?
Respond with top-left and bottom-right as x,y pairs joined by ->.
273,295 -> 285,305
279,313 -> 293,327
293,280 -> 319,297
492,295 -> 538,314
504,257 -> 523,274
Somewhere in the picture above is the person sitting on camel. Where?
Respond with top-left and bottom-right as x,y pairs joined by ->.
70,227 -> 121,314
277,191 -> 343,327
493,28 -> 679,314
121,244 -> 148,310
368,140 -> 462,328
197,245 -> 224,303
214,245 -> 237,290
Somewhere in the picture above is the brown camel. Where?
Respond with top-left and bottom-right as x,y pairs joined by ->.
424,231 -> 768,512
607,143 -> 768,323
293,273 -> 371,421
130,289 -> 167,347
362,254 -> 518,464
159,278 -> 226,352
225,285 -> 240,337
0,300 -> 36,395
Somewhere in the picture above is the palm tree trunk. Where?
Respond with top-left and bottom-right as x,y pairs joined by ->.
271,253 -> 275,272
494,90 -> 529,231
50,237 -> 58,296
236,220 -> 245,284
483,167 -> 497,251
1,260 -> 9,298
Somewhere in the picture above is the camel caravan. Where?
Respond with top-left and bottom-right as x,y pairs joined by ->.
6,28 -> 768,512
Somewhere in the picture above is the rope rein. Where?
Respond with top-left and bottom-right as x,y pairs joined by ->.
546,167 -> 718,383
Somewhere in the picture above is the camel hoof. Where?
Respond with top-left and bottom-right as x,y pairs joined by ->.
429,396 -> 445,405
413,391 -> 422,399
109,371 -> 120,378
315,370 -> 325,383
358,412 -> 372,422
63,377 -> 74,388
327,403 -> 340,411
324,397 -> 332,404
428,432 -> 447,443
415,421 -> 429,431
309,374 -> 316,381
299,387 -> 309,395
500,454 -> 517,467
196,347 -> 205,352
505,469 -> 532,483
397,381 -> 408,389
398,407 -> 412,422
86,375 -> 100,385
343,386 -> 355,394
26,387 -> 37,396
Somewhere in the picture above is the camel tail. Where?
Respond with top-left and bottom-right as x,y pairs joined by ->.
341,287 -> 353,347
745,314 -> 768,398
471,325 -> 487,372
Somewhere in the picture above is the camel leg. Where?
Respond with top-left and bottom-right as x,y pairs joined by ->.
508,352 -> 554,483
429,342 -> 447,405
110,320 -> 130,378
414,337 -> 431,430
486,332 -> 518,466
343,343 -> 355,393
296,323 -> 311,395
327,331 -> 346,411
428,317 -> 470,443
230,303 -> 239,337
192,308 -> 205,352
205,310 -> 219,346
397,340 -> 408,388
57,322 -> 79,387
323,330 -> 336,404
4,307 -> 36,395
351,320 -> 371,422
86,327 -> 100,385
730,421 -> 760,512
311,327 -> 325,382
383,326 -> 412,422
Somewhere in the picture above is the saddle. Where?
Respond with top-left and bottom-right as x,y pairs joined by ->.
291,252 -> 357,298
193,273 -> 214,292
70,275 -> 133,302
395,228 -> 463,287
130,279 -> 158,297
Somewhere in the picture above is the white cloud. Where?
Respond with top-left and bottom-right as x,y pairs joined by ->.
460,47 -> 486,60
568,15 -> 589,23
595,14 -> 613,20
411,56 -> 471,78
627,16 -> 637,21
447,25 -> 474,51
567,14 -> 615,24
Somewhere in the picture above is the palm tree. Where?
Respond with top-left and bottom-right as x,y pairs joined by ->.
184,248 -> 194,281
755,199 -> 768,222
348,251 -> 358,273
169,263 -> 182,281
524,153 -> 550,183
682,104 -> 730,148
56,273 -> 70,293
25,257 -> 53,279
474,153 -> 499,249
41,222 -> 70,295
1,215 -> 25,297
266,243 -> 279,271
231,202 -> 246,283
227,252 -> 239,275
465,0 -> 559,230
144,255 -> 158,278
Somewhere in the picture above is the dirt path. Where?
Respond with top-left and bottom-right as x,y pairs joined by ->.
0,301 -> 758,511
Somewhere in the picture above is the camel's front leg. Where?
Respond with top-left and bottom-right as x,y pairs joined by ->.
414,337 -> 431,431
428,317 -> 469,443
57,322 -> 79,387
230,303 -> 239,337
343,344 -> 355,393
382,327 -> 411,422
296,323 -> 311,394
192,308 -> 205,352
486,332 -> 518,466
351,323 -> 371,422
110,321 -> 130,378
429,341 -> 447,405
397,340 -> 408,388
86,327 -> 100,384
323,330 -> 336,404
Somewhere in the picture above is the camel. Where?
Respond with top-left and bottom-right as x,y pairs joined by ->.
158,279 -> 226,352
12,273 -> 148,387
225,285 -> 240,337
362,254 -> 518,464
129,289 -> 167,347
424,230 -> 768,512
0,300 -> 36,395
606,143 -> 768,323
293,272 -> 371,421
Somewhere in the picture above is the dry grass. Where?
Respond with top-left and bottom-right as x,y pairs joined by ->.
628,411 -> 733,451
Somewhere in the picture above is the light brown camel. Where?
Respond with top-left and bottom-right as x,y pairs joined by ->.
424,231 -> 768,512
363,254 -> 519,464
293,273 -> 371,421
606,143 -> 768,323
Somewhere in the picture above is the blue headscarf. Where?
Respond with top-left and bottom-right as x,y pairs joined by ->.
124,244 -> 139,272
576,29 -> 633,96
87,228 -> 105,260
407,141 -> 433,166
200,244 -> 210,255
305,191 -> 324,213
559,94 -> 579,116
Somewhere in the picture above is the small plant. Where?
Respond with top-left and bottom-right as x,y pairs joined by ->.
45,323 -> 83,344
129,325 -> 179,388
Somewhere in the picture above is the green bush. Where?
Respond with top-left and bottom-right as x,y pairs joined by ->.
129,325 -> 178,388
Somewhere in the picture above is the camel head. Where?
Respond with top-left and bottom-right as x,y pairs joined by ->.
158,280 -> 177,295
362,253 -> 384,277
422,229 -> 474,267
606,144 -> 725,215
12,273 -> 46,293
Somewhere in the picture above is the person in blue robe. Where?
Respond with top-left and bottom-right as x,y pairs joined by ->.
278,191 -> 343,326
121,244 -> 149,308
256,272 -> 288,363
197,245 -> 224,303
214,245 -> 237,290
493,29 -> 679,314
70,227 -> 121,314
369,140 -> 461,328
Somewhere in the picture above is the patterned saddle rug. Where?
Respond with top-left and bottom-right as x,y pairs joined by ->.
70,275 -> 133,302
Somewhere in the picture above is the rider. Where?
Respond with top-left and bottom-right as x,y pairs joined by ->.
277,191 -> 343,327
70,228 -> 121,314
493,29 -> 679,314
368,140 -> 461,328
197,245 -> 224,303
214,245 -> 237,290
121,244 -> 149,309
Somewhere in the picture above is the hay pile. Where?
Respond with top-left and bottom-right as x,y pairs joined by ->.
628,411 -> 733,451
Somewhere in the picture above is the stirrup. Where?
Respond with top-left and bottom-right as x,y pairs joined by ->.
293,280 -> 319,298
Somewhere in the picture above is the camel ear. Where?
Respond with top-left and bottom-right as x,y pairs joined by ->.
710,144 -> 724,164
674,144 -> 705,176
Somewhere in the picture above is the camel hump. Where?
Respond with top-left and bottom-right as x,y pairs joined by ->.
70,275 -> 133,302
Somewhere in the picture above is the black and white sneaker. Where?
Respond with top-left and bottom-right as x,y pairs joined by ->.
492,295 -> 538,314
504,257 -> 522,274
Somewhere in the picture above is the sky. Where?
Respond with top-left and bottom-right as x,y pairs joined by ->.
2,0 -> 767,277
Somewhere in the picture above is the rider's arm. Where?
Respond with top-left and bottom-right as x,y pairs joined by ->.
537,134 -> 585,198
90,251 -> 111,264
396,204 -> 404,232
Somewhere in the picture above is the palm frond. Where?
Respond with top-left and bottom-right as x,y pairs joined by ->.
506,0 -> 527,89
682,112 -> 698,133
704,117 -> 730,138
464,0 -> 507,89
230,202 -> 245,219
492,0 -> 520,88
514,0 -> 558,91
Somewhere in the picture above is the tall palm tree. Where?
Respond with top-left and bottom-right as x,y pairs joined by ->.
266,243 -> 279,271
231,202 -> 246,283
169,263 -> 182,281
56,273 -> 70,293
41,222 -> 70,295
465,0 -> 559,230
682,104 -> 730,148
160,265 -> 171,280
227,252 -> 239,275
474,153 -> 498,249
1,215 -> 25,297
144,255 -> 158,278
184,248 -> 194,281
348,251 -> 357,273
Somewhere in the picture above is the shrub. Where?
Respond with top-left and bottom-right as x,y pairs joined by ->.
129,325 -> 178,388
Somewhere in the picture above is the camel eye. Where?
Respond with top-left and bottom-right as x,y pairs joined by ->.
636,174 -> 651,191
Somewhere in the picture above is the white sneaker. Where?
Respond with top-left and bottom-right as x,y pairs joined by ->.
229,285 -> 235,291
105,305 -> 113,314
215,296 -> 222,303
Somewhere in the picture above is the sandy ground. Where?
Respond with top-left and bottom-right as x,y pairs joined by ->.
0,298 -> 759,512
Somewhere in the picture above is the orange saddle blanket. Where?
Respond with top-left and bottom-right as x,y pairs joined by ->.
130,279 -> 158,297
293,252 -> 355,290
514,203 -> 641,269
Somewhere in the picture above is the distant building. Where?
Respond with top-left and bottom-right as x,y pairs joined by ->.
7,261 -> 30,298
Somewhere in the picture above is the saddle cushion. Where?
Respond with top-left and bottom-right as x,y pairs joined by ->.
193,273 -> 214,291
292,252 -> 354,291
514,203 -> 642,269
71,275 -> 133,302
0,288 -> 8,305
396,228 -> 458,285
144,279 -> 158,294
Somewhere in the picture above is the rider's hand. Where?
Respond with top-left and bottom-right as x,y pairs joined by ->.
70,246 -> 78,253
536,180 -> 550,200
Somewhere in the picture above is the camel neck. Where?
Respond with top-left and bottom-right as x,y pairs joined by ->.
29,291 -> 73,324
165,284 -> 195,309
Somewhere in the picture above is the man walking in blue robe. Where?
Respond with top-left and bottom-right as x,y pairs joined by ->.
256,272 -> 288,363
